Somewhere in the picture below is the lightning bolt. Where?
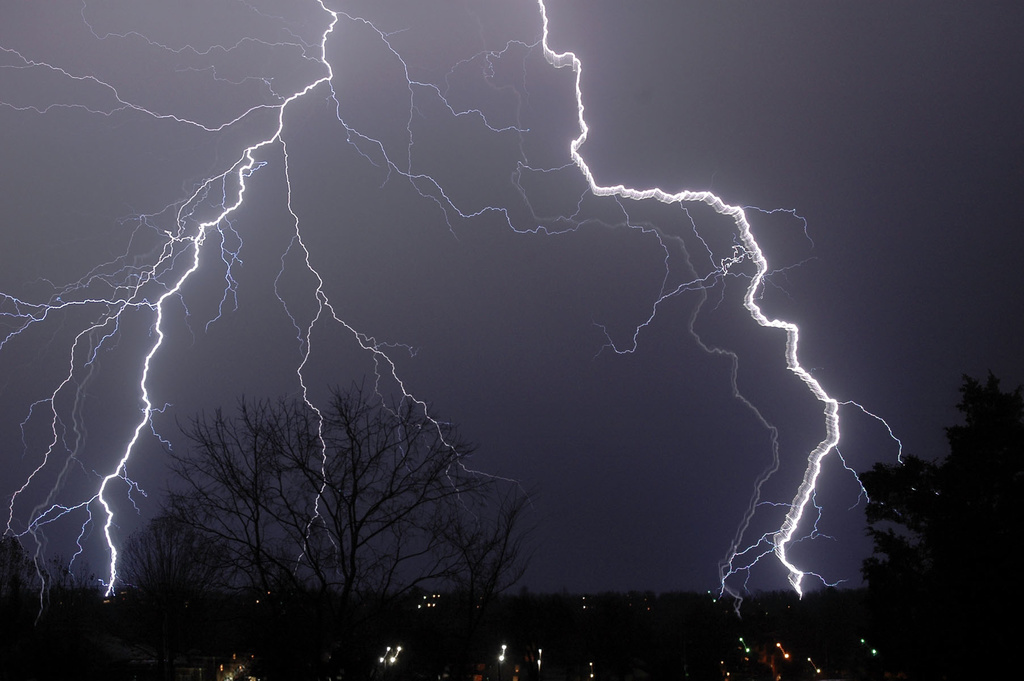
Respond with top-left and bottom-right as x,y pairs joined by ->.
0,0 -> 899,606
534,1 -> 903,602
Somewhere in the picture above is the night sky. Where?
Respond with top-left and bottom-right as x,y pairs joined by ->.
2,1 -> 1022,598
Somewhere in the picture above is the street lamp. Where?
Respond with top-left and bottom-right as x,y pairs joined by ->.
498,644 -> 507,681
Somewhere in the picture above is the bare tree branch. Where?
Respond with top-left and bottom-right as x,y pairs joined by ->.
164,383 -> 531,678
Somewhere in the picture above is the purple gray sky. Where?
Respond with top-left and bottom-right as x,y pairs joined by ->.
2,0 -> 1022,597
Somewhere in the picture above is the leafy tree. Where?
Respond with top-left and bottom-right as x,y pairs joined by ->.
862,373 -> 1024,679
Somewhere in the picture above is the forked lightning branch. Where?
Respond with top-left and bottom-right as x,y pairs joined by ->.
0,0 -> 897,605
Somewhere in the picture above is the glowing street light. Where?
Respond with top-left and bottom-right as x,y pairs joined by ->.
860,638 -> 879,657
379,645 -> 402,666
775,642 -> 790,659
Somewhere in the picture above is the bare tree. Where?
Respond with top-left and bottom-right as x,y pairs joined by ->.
167,384 -> 529,678
119,515 -> 219,681
441,487 -> 532,680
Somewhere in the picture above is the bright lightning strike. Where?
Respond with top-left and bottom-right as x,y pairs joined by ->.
1,0 -> 898,606
532,3 -> 903,601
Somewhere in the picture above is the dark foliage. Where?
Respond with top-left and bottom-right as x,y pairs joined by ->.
1,557 -> 874,681
862,373 -> 1024,679
465,587 -> 869,681
0,547 -> 114,681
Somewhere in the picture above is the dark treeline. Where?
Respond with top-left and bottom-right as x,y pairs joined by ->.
485,587 -> 877,681
5,374 -> 1018,681
1,559 -> 877,681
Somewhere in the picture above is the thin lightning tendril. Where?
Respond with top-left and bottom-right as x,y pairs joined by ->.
0,0 -> 899,606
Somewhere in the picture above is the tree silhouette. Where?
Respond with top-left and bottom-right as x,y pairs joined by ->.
119,515 -> 219,680
167,383 -> 529,679
862,373 -> 1024,679
440,486 -> 532,679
